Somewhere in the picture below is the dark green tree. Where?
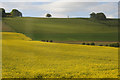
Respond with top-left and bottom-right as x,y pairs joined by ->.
109,43 -> 119,47
90,12 -> 96,19
82,43 -> 86,45
11,9 -> 22,17
99,44 -> 103,46
96,13 -> 106,20
91,43 -> 95,45
46,13 -> 52,18
86,43 -> 90,45
90,12 -> 106,20
50,40 -> 53,42
0,8 -> 6,17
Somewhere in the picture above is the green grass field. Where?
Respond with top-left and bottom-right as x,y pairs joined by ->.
2,32 -> 118,78
2,17 -> 118,41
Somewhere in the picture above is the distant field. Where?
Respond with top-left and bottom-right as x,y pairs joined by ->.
2,32 -> 118,78
2,17 -> 118,41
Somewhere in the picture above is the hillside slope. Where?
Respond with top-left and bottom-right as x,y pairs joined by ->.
2,32 -> 118,78
2,32 -> 32,40
2,17 -> 118,41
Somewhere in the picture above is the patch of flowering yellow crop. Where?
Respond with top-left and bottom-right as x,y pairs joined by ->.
2,32 -> 118,78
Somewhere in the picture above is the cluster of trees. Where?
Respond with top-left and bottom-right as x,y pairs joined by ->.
82,42 -> 95,45
90,12 -> 106,20
0,8 -> 22,17
82,42 -> 119,47
45,12 -> 107,19
109,43 -> 120,47
1,8 -> 107,19
41,40 -> 53,42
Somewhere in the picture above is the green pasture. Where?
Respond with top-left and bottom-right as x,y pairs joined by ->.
2,17 -> 118,41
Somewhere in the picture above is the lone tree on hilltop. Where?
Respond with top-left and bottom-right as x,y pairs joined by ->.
11,9 -> 22,17
46,13 -> 52,18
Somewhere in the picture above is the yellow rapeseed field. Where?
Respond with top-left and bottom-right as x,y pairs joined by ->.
2,32 -> 118,78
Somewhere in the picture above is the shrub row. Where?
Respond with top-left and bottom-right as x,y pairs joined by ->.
41,40 -> 53,42
81,42 -> 120,47
109,43 -> 119,47
82,42 -> 95,45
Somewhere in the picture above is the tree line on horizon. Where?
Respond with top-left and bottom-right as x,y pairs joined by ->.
0,8 -> 107,20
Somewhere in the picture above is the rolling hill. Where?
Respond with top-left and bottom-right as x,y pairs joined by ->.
2,17 -> 118,41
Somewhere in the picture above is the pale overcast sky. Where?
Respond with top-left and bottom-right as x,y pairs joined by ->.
0,1 -> 119,18
0,0 -> 119,2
